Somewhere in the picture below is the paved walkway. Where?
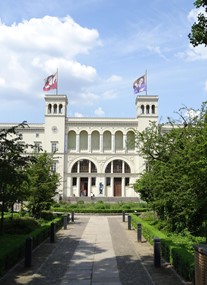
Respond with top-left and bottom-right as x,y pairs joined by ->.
0,215 -> 191,285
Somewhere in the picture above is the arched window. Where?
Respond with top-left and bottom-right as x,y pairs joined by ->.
115,131 -> 123,151
80,131 -> 88,151
59,104 -> 63,114
91,131 -> 100,151
141,105 -> 145,114
103,131 -> 111,151
152,105 -> 155,114
48,104 -> 52,114
68,130 -> 76,150
54,104 -> 57,114
105,160 -> 131,173
71,160 -> 97,173
146,105 -> 150,114
126,131 -> 135,150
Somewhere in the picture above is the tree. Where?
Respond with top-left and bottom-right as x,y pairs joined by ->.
134,104 -> 207,235
0,122 -> 36,232
189,0 -> 207,46
27,152 -> 60,218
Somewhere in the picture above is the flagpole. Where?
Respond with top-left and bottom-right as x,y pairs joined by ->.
145,70 -> 147,96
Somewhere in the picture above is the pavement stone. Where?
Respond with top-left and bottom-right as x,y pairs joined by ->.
0,215 -> 192,285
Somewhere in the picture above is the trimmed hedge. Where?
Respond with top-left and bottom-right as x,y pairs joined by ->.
0,216 -> 63,277
130,214 -> 195,282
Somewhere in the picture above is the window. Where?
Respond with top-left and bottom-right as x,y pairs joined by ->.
92,177 -> 96,186
48,104 -> 52,114
146,105 -> 150,114
54,104 -> 57,114
125,177 -> 130,186
51,142 -> 58,153
34,142 -> 41,153
72,177 -> 77,186
59,104 -> 63,114
106,177 -> 111,186
51,162 -> 57,172
36,133 -> 39,138
80,160 -> 89,172
113,160 -> 122,173
71,163 -> 78,173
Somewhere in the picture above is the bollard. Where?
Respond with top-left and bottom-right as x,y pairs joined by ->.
25,237 -> 33,267
71,211 -> 74,222
68,213 -> 71,223
154,238 -> 161,268
128,215 -> 131,230
137,223 -> 142,242
50,222 -> 56,243
63,215 -> 67,230
122,210 -> 126,222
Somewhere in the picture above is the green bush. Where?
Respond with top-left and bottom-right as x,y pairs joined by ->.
40,210 -> 56,221
130,214 -> 201,282
4,217 -> 39,234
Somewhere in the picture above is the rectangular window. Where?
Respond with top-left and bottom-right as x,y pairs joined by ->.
51,162 -> 57,172
51,142 -> 58,153
125,177 -> 130,186
92,177 -> 96,186
34,142 -> 41,153
106,177 -> 111,186
72,177 -> 77,186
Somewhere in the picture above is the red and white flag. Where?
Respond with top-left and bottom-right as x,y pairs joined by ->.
43,73 -> 57,91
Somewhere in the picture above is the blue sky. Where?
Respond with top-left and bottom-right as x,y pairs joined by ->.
0,0 -> 206,124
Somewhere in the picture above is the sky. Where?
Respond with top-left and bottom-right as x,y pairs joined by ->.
0,0 -> 206,124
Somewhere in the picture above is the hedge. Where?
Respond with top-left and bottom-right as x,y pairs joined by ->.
130,214 -> 195,282
0,216 -> 63,277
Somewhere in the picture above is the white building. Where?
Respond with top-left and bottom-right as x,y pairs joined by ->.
0,94 -> 158,200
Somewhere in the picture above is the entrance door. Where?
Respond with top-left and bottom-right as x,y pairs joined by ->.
80,177 -> 88,196
114,178 -> 122,197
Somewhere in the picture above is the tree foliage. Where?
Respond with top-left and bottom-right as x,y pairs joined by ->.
27,152 -> 60,218
134,104 -> 207,235
189,0 -> 207,46
0,122 -> 36,232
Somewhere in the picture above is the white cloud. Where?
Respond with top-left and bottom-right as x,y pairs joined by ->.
188,7 -> 206,22
178,44 -> 207,61
0,77 -> 5,87
0,15 -> 101,104
107,75 -> 122,82
94,107 -> 104,116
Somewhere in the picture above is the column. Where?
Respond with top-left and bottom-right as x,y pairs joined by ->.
77,177 -> 80,197
122,177 -> 125,197
88,177 -> 92,197
112,134 -> 115,153
111,177 -> 114,197
88,133 -> 91,153
76,133 -> 80,152
123,134 -> 126,153
100,133 -> 103,153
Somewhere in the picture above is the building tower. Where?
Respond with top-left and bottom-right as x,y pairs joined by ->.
135,95 -> 158,131
44,94 -> 68,200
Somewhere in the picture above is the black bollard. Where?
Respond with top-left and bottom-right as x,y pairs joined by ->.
63,215 -> 67,230
128,215 -> 131,230
50,222 -> 56,243
71,211 -> 74,222
154,238 -> 161,267
137,223 -> 142,242
25,237 -> 33,267
68,213 -> 71,223
122,210 -> 126,222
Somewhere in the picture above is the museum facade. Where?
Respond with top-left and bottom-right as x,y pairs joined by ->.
0,94 -> 158,200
